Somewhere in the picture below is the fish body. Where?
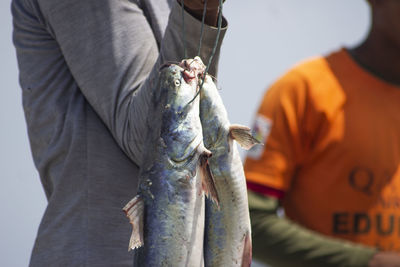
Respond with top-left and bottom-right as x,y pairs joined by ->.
123,62 -> 217,267
181,58 -> 258,267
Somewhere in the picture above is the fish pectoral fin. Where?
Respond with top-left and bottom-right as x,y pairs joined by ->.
199,152 -> 220,206
241,231 -> 252,267
229,124 -> 262,150
122,195 -> 145,251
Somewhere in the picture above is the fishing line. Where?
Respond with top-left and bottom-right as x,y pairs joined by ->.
188,0 -> 223,105
204,0 -> 224,72
197,0 -> 208,57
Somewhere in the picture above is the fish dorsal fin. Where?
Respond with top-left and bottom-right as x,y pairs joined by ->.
241,231 -> 252,267
199,152 -> 219,207
229,124 -> 262,150
122,195 -> 145,251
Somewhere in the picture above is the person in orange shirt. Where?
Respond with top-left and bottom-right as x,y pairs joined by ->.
245,1 -> 400,266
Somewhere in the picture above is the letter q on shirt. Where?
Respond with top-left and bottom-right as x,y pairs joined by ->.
247,114 -> 272,160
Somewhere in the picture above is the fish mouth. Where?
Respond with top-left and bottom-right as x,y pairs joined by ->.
179,57 -> 206,84
182,70 -> 196,83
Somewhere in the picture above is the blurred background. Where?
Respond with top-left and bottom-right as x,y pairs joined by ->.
0,0 -> 369,266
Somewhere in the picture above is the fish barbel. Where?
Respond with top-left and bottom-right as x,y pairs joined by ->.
180,57 -> 260,267
123,62 -> 218,267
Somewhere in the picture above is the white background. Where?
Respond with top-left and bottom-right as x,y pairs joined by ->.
0,1 -> 370,266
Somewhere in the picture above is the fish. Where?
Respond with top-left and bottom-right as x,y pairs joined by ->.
180,57 -> 260,267
123,61 -> 218,267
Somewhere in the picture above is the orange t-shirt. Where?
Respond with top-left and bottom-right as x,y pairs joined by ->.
244,48 -> 400,251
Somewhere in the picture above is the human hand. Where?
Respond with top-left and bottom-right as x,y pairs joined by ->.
369,251 -> 400,267
177,0 -> 225,26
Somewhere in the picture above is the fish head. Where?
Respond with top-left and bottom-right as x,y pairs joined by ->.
157,56 -> 205,115
158,64 -> 200,113
199,76 -> 262,152
198,75 -> 229,149
157,64 -> 204,165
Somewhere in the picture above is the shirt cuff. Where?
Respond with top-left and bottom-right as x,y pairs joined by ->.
168,0 -> 228,73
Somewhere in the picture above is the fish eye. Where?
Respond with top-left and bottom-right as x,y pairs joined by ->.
174,79 -> 181,87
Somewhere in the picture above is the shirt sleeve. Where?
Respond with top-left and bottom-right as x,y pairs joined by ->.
248,190 -> 377,267
244,69 -> 309,195
15,0 -> 226,166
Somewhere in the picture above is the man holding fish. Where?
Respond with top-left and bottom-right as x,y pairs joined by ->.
245,0 -> 400,266
12,0 -> 229,266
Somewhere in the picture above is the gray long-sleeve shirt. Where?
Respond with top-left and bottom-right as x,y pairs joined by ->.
12,0 -> 226,266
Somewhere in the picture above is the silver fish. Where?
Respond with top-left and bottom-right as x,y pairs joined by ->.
181,57 -> 260,267
123,62 -> 218,267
